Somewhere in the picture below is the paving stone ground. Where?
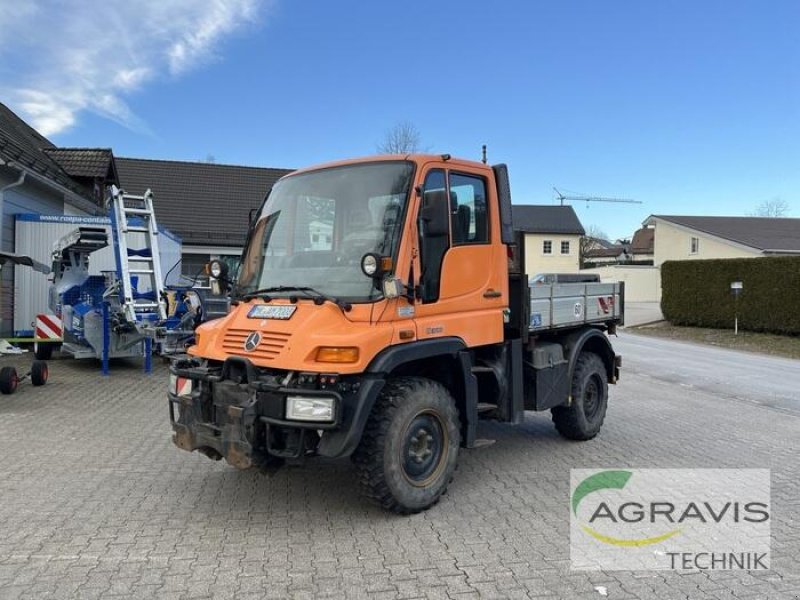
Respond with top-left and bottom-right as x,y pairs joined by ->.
0,351 -> 797,599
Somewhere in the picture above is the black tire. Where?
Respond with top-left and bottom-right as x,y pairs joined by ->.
34,343 -> 54,361
0,367 -> 19,395
31,361 -> 48,386
552,352 -> 608,440
353,377 -> 461,514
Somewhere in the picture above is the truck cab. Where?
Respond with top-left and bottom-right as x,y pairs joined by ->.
169,154 -> 622,513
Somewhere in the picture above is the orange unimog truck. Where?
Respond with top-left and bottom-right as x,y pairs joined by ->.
169,154 -> 623,513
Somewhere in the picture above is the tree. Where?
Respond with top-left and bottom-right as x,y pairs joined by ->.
750,198 -> 790,217
377,121 -> 422,154
579,225 -> 611,268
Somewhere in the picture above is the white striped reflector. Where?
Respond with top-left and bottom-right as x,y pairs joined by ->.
35,314 -> 63,340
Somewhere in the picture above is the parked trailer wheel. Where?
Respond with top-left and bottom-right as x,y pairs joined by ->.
353,377 -> 461,514
0,367 -> 19,395
31,361 -> 48,386
34,343 -> 54,361
551,352 -> 608,440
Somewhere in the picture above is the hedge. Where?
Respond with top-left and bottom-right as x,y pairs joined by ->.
661,256 -> 800,335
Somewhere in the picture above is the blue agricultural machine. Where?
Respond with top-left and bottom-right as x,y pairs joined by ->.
47,187 -> 228,373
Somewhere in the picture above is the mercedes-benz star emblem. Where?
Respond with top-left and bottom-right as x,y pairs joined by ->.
244,331 -> 261,352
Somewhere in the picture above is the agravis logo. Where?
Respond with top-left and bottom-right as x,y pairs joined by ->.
572,470 -> 682,547
570,469 -> 771,571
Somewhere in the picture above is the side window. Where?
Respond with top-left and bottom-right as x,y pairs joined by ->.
543,240 -> 552,254
418,169 -> 449,303
449,173 -> 488,245
561,241 -> 570,255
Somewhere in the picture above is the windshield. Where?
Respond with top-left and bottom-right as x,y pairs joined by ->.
235,161 -> 414,302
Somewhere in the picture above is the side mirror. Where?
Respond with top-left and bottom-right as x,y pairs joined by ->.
418,190 -> 449,237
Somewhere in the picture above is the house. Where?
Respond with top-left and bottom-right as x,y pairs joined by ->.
582,215 -> 800,304
630,226 -> 654,262
0,102 -> 112,333
583,238 -> 630,266
512,205 -> 585,276
644,215 -> 800,266
115,158 -> 292,277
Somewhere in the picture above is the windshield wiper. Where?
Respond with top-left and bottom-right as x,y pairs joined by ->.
240,286 -> 352,312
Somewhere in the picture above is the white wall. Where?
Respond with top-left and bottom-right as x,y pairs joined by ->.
581,264 -> 662,302
653,219 -> 759,265
524,232 -> 581,276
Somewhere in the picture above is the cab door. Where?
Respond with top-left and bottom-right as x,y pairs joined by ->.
412,165 -> 505,348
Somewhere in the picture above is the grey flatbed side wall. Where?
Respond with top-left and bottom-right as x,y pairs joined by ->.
529,282 -> 623,332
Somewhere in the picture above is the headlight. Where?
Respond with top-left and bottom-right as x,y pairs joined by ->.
207,259 -> 227,279
286,396 -> 336,422
361,253 -> 378,276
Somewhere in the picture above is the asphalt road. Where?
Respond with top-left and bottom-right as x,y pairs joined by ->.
613,331 -> 800,416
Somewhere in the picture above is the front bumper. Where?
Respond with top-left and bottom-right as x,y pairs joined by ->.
168,356 -> 383,467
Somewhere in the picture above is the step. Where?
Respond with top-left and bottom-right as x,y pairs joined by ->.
122,208 -> 152,216
125,226 -> 149,233
129,269 -> 154,274
477,402 -> 497,413
471,366 -> 494,374
472,438 -> 496,448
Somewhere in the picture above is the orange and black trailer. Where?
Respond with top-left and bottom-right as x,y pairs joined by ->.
168,154 -> 622,513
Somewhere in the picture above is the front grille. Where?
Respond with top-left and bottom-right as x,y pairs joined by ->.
222,328 -> 291,361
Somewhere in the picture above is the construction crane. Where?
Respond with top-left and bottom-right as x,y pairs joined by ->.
553,187 -> 641,207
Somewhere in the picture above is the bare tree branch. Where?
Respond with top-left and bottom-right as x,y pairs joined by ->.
377,121 -> 422,154
750,198 -> 790,217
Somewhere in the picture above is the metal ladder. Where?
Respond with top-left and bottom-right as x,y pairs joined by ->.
107,186 -> 167,326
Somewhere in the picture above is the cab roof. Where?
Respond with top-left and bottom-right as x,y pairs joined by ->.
284,154 -> 491,179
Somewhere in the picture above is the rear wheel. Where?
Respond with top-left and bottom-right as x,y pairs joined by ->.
353,377 -> 461,514
0,367 -> 19,395
31,361 -> 48,386
552,352 -> 608,440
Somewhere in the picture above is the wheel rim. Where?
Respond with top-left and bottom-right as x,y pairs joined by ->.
583,374 -> 603,420
400,410 -> 448,487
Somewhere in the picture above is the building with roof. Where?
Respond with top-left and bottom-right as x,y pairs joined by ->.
0,103 -> 115,331
511,205 -> 585,276
115,157 -> 292,276
0,101 -> 291,335
644,215 -> 800,266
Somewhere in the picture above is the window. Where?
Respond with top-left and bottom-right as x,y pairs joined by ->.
543,240 -> 552,254
449,173 -> 488,245
418,169 -> 450,303
561,240 -> 570,255
690,237 -> 699,254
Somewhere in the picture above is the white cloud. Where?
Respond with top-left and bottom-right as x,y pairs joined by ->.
0,0 -> 267,137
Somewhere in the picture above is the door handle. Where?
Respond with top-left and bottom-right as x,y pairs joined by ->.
483,289 -> 502,299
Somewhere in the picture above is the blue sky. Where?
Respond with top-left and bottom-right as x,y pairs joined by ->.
2,0 -> 798,240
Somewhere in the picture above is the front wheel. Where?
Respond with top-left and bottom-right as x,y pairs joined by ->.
552,352 -> 608,440
353,377 -> 461,514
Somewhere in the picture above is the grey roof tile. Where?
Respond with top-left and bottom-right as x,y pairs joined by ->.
652,215 -> 800,253
115,157 -> 293,247
0,102 -> 96,202
43,148 -> 115,179
512,204 -> 585,235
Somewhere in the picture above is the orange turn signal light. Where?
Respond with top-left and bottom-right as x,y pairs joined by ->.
316,346 -> 359,363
